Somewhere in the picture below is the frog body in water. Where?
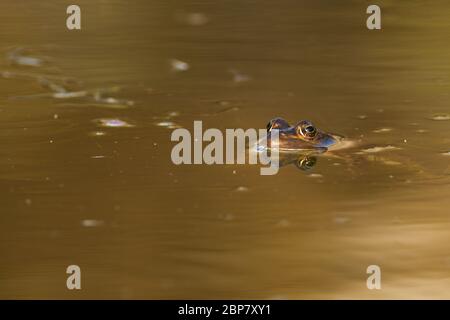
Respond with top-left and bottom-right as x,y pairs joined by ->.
259,118 -> 446,179
255,117 -> 353,170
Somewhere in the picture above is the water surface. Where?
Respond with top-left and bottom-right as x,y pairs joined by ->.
0,0 -> 449,298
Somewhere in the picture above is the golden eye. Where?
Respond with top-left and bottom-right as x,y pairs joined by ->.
297,123 -> 317,139
303,125 -> 316,136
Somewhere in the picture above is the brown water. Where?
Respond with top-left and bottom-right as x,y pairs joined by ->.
0,0 -> 450,299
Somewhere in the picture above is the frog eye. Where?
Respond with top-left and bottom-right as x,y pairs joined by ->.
304,125 -> 316,135
297,122 -> 317,139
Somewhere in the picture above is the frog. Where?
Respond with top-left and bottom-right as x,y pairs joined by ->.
258,117 -> 444,177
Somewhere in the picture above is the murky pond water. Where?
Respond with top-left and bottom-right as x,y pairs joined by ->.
0,0 -> 449,299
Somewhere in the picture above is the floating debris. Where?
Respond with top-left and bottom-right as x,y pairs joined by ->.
95,119 -> 134,128
373,128 -> 393,133
81,220 -> 104,227
170,59 -> 190,72
373,157 -> 402,166
90,131 -> 106,137
429,114 -> 450,121
154,121 -> 180,129
52,91 -> 88,99
442,151 -> 450,156
91,155 -> 106,159
229,69 -> 251,83
234,186 -> 249,192
7,48 -> 44,67
357,145 -> 401,154
167,111 -> 180,118
93,91 -> 134,107
153,111 -> 180,120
